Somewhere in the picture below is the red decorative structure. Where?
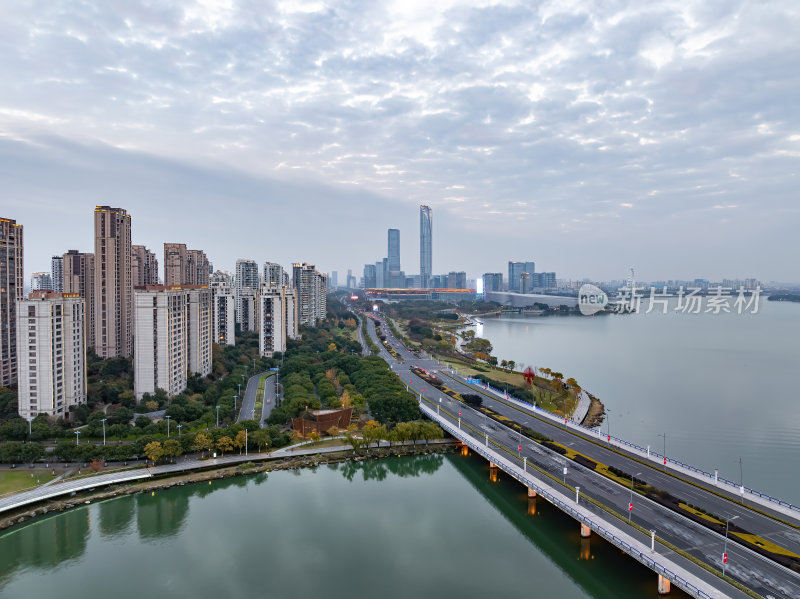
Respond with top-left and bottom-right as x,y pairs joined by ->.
523,367 -> 535,386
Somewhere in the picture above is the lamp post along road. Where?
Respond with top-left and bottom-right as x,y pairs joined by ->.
165,415 -> 171,438
723,515 -> 739,576
101,418 -> 107,446
74,431 -> 80,445
216,405 -> 220,428
629,472 -> 642,522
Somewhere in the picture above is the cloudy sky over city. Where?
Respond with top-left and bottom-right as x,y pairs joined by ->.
2,0 -> 798,282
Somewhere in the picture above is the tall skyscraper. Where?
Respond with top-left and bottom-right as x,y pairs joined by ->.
63,250 -> 96,349
292,263 -> 327,326
16,291 -> 86,420
187,249 -> 209,286
31,272 -> 52,291
50,255 -> 63,293
94,206 -> 133,358
133,285 -> 212,401
420,205 -> 432,288
330,271 -> 338,289
363,264 -> 377,288
132,245 -> 159,286
388,228 -> 400,272
0,217 -> 23,387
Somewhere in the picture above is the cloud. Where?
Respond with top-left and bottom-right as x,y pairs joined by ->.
0,0 -> 798,281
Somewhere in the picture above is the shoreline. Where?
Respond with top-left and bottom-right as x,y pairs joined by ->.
0,443 -> 457,532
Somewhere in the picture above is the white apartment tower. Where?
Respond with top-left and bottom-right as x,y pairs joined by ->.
133,285 -> 212,401
50,256 -> 63,293
16,292 -> 86,420
292,263 -> 327,326
257,283 -> 297,357
210,281 -> 236,346
263,262 -> 288,287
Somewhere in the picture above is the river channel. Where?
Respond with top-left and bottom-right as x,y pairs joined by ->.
0,453 -> 688,598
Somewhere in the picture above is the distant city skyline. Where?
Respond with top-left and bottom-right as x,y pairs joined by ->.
2,2 -> 798,282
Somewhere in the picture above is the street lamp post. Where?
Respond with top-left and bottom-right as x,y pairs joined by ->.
658,433 -> 667,472
28,417 -> 32,438
74,430 -> 81,445
606,408 -> 612,442
628,472 -> 642,522
216,405 -> 220,427
722,515 -> 739,576
233,395 -> 238,420
165,415 -> 171,438
177,424 -> 183,437
101,418 -> 107,446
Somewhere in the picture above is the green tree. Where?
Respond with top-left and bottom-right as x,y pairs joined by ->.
251,429 -> 271,452
162,439 -> 182,461
193,432 -> 213,456
507,360 -> 516,372
234,430 -> 248,454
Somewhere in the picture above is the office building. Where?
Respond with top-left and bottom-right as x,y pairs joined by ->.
50,256 -> 63,293
63,250 -> 96,349
330,271 -> 338,289
293,263 -> 327,326
388,228 -> 400,272
94,206 -> 133,358
257,283 -> 297,357
346,269 -> 357,289
16,291 -> 86,420
447,271 -> 467,289
31,272 -> 52,291
0,217 -> 24,387
363,264 -> 377,288
520,272 -> 532,294
132,245 -> 159,286
508,261 -> 535,292
235,259 -> 259,326
420,205 -> 432,288
483,273 -> 503,293
533,272 -> 556,289
133,285 -> 212,401
210,280 -> 236,346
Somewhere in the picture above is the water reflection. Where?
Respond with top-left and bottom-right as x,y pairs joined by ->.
340,453 -> 444,482
0,508 -> 89,582
99,499 -> 134,537
136,490 -> 190,540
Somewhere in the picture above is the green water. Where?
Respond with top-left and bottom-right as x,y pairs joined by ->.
0,454 -> 687,598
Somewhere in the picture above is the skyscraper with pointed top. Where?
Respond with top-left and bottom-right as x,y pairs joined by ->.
419,205 -> 432,288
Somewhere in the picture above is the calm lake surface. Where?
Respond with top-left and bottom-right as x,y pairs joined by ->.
471,299 -> 800,504
0,454 -> 688,598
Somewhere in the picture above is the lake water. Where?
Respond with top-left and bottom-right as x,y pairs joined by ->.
0,454 -> 688,598
471,299 -> 800,504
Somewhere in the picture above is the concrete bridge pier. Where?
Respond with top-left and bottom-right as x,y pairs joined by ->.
657,575 -> 671,595
527,487 -> 537,498
580,522 -> 591,538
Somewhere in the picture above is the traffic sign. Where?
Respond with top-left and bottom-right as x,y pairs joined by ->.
628,502 -> 633,512
722,553 -> 728,564
466,378 -> 481,384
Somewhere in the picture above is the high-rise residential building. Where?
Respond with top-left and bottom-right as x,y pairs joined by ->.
263,262 -> 288,287
483,273 -> 503,293
447,271 -> 467,289
235,259 -> 259,326
257,283 -> 297,357
187,249 -> 209,286
363,264 -> 377,288
388,228 -> 400,272
16,291 -> 86,420
133,285 -> 212,401
31,272 -> 52,291
238,287 -> 257,333
163,243 -> 187,286
420,205 -> 432,288
0,217 -> 24,387
63,250 -> 96,349
132,245 -> 159,286
50,256 -> 63,293
94,206 -> 133,358
210,270 -> 233,286
210,280 -> 236,346
508,261 -> 535,292
293,263 -> 327,326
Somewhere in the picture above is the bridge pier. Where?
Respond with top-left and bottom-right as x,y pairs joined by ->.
580,522 -> 591,538
657,574 -> 671,595
527,487 -> 537,498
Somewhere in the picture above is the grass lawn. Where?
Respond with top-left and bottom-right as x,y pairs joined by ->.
0,469 -> 62,495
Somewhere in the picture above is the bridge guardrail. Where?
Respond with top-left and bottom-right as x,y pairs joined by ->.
423,404 -> 719,599
449,371 -> 800,516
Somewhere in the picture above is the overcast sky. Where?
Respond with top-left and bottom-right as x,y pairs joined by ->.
2,0 -> 798,283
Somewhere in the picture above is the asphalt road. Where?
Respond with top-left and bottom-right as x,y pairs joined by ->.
237,371 -> 263,423
361,311 -> 800,599
260,374 -> 277,426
